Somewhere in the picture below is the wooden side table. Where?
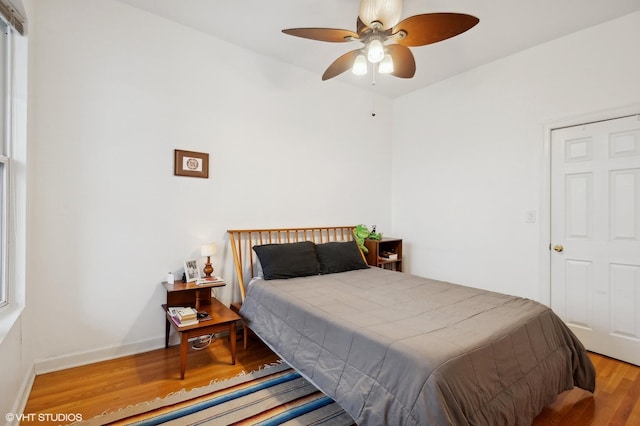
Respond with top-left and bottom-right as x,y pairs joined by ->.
163,299 -> 240,379
163,279 -> 226,310
364,238 -> 403,271
162,280 -> 239,379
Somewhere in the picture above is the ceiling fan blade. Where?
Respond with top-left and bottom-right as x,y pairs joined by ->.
322,50 -> 360,80
356,17 -> 368,36
282,28 -> 359,43
393,13 -> 479,47
388,44 -> 415,78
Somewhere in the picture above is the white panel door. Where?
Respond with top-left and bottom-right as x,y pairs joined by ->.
551,115 -> 640,366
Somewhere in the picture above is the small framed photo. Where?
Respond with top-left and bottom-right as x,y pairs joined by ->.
183,259 -> 201,283
174,149 -> 209,178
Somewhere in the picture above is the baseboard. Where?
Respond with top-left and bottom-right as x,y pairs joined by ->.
9,363 -> 35,425
34,337 -> 166,375
33,329 -> 236,375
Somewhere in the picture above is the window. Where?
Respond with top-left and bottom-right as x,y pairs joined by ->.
0,18 -> 7,308
0,3 -> 26,341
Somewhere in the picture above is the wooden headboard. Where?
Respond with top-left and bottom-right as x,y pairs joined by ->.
227,226 -> 358,302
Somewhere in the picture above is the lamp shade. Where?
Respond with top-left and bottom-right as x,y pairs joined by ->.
359,0 -> 403,29
201,243 -> 217,257
352,54 -> 368,75
378,54 -> 394,73
367,38 -> 385,63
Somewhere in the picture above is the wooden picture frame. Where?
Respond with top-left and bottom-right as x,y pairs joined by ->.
174,149 -> 209,178
183,259 -> 201,283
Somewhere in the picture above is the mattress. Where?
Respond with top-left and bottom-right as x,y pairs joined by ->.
240,267 -> 595,425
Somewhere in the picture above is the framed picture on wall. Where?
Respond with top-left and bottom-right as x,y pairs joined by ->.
174,149 -> 209,178
183,259 -> 201,283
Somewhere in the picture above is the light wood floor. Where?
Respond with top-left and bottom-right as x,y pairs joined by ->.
23,336 -> 279,425
24,336 -> 640,425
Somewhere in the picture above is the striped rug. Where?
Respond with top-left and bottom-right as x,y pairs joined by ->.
83,361 -> 355,425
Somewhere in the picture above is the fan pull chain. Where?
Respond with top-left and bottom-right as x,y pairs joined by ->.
372,63 -> 377,86
371,93 -> 376,117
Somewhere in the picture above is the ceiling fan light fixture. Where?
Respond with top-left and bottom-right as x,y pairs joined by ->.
367,38 -> 385,63
359,0 -> 403,29
282,5 -> 478,82
352,54 -> 368,75
378,54 -> 394,74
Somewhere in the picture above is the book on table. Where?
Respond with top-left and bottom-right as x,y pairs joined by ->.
175,307 -> 197,320
168,307 -> 199,326
196,276 -> 225,286
380,251 -> 398,260
196,311 -> 212,322
169,315 -> 198,327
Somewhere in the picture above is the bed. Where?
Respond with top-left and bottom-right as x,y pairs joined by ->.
228,226 -> 595,425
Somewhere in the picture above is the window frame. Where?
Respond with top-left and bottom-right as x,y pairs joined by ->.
0,18 -> 8,308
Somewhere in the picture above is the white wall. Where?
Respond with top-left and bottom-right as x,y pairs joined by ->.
26,0 -> 392,372
392,12 -> 640,300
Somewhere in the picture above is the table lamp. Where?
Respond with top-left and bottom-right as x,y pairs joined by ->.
201,242 -> 217,278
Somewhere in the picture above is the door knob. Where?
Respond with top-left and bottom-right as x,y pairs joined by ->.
553,244 -> 564,252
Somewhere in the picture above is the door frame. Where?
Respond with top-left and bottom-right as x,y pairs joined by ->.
539,103 -> 640,307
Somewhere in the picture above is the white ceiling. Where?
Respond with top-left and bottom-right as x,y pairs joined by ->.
115,0 -> 640,98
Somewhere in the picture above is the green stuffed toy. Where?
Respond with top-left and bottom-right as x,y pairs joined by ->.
354,224 -> 381,253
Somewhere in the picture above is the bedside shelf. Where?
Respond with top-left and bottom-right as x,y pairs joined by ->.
364,238 -> 403,272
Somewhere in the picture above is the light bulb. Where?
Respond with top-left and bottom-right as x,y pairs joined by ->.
352,54 -> 368,76
367,38 -> 385,63
378,54 -> 394,74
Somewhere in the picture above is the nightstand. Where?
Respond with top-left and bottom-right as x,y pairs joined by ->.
162,280 -> 239,379
364,237 -> 403,271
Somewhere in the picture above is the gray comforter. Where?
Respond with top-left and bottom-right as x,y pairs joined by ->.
240,268 -> 595,425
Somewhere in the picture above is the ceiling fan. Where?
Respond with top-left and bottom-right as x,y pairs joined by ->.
282,0 -> 479,81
